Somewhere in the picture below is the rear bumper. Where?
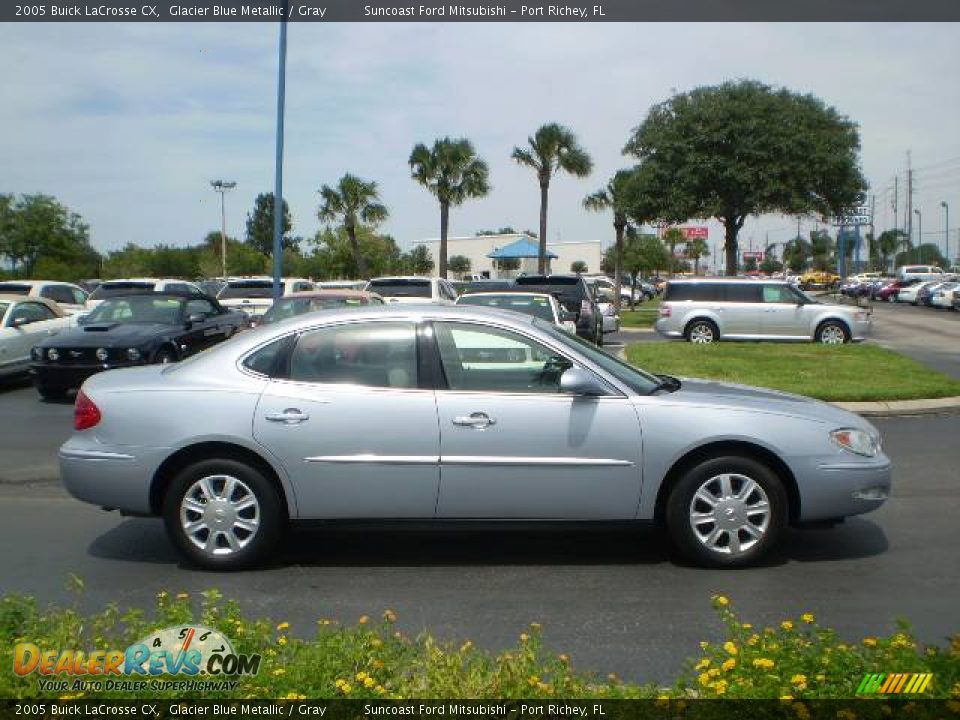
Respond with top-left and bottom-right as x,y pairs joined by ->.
654,319 -> 682,338
850,318 -> 872,341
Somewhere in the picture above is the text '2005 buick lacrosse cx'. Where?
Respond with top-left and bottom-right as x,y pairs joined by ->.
59,305 -> 890,570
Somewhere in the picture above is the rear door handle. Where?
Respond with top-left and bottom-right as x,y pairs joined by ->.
265,408 -> 310,424
452,412 -> 496,429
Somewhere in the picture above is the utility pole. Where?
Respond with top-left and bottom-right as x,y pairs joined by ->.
915,209 -> 922,264
869,194 -> 876,271
906,151 -> 914,249
271,0 -> 289,300
941,201 -> 949,267
892,175 -> 898,235
210,180 -> 236,279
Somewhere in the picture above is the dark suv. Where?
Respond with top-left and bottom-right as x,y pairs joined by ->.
513,275 -> 603,344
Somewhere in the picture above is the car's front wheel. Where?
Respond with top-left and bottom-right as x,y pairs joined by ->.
162,458 -> 285,570
666,455 -> 787,567
815,320 -> 850,344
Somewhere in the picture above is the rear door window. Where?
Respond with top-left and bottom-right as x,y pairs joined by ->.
725,284 -> 761,303
664,283 -> 722,302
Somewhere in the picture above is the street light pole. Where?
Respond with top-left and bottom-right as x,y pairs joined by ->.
210,180 -> 236,279
271,1 -> 289,301
941,201 -> 949,268
914,209 -> 922,264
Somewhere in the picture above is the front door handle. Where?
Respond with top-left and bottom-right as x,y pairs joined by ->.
265,408 -> 310,425
452,412 -> 496,429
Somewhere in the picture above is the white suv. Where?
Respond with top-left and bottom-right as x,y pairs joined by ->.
364,277 -> 457,304
217,277 -> 316,320
0,280 -> 89,315
86,278 -> 203,309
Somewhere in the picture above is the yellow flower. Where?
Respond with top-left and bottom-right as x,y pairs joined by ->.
527,675 -> 541,687
752,658 -> 775,670
356,672 -> 369,682
359,615 -> 370,625
156,591 -> 168,599
537,682 -> 552,693
460,641 -> 474,653
272,668 -> 286,676
520,633 -> 530,643
335,680 -> 352,695
721,658 -> 737,672
372,659 -> 385,669
816,675 -> 825,683
276,622 -> 290,631
791,674 -> 808,691
530,622 -> 542,630
723,641 -> 738,656
277,636 -> 287,646
695,658 -> 711,671
891,633 -> 914,649
747,634 -> 760,646
711,680 -> 728,695
558,653 -> 569,663
176,592 -> 189,600
713,595 -> 730,607
707,668 -> 720,678
698,672 -> 711,687
376,685 -> 387,695
862,637 -> 877,647
699,641 -> 710,650
363,677 -> 376,689
781,620 -> 794,631
371,638 -> 383,648
317,618 -> 332,626
801,613 -> 815,624
780,695 -> 794,700
383,609 -> 397,623
742,623 -> 753,630
283,692 -> 306,700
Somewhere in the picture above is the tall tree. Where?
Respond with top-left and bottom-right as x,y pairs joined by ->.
583,169 -> 635,310
245,192 -> 293,257
448,255 -> 471,278
662,227 -> 686,276
876,229 -> 908,272
511,123 -> 592,273
622,231 -> 669,299
686,237 -> 710,275
409,138 -> 490,278
404,245 -> 435,275
317,174 -> 389,280
624,80 -> 866,275
782,236 -> 810,273
0,194 -> 97,277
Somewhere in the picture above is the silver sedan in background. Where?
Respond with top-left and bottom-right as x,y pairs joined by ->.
59,305 -> 890,570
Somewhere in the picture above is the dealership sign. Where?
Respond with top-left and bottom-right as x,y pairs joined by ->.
834,204 -> 872,226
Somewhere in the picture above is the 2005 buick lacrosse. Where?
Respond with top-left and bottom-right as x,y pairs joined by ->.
59,305 -> 890,570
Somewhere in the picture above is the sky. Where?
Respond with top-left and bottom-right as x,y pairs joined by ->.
2,21 -> 960,271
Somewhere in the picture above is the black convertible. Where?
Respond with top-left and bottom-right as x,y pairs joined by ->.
30,291 -> 248,399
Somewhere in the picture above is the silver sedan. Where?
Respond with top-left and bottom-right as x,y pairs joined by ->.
59,305 -> 891,569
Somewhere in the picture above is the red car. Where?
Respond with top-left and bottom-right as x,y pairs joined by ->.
876,279 -> 917,302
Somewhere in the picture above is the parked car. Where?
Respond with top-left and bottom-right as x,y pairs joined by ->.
197,279 -> 227,297
58,304 -> 890,570
917,281 -> 951,307
583,275 -> 635,305
896,280 -> 939,305
31,292 -> 247,399
316,280 -> 367,291
364,277 -> 458,304
896,265 -> 946,282
217,277 -> 315,322
876,278 -> 917,302
929,282 -> 959,309
0,296 -> 73,380
798,270 -> 840,290
456,291 -> 577,333
260,290 -> 384,325
0,280 -> 90,315
655,279 -> 871,344
457,279 -> 515,296
87,279 -> 203,309
513,274 -> 604,345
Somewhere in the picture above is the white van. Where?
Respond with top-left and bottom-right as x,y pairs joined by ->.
896,265 -> 945,282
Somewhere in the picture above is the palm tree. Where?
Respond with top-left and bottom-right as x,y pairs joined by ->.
409,138 -> 490,279
686,237 -> 710,275
512,123 -> 592,274
877,229 -> 908,273
317,174 -> 388,280
583,169 -> 635,310
662,227 -> 685,277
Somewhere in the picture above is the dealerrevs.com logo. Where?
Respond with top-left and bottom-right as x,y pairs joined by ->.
13,625 -> 260,693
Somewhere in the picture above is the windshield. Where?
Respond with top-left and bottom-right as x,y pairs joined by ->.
0,302 -> 10,319
84,296 -> 184,324
533,318 -> 660,394
89,282 -> 155,300
791,286 -> 819,304
459,294 -> 556,322
218,281 -> 275,299
366,279 -> 431,297
261,296 -> 373,323
0,284 -> 31,295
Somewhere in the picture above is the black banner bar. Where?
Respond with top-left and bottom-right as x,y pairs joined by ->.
4,0 -> 960,22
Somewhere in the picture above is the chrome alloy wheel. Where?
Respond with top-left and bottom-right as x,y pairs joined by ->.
689,323 -> 715,343
688,473 -> 770,556
819,325 -> 846,344
180,475 -> 260,556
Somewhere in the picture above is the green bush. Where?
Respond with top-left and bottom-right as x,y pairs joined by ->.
1,585 -> 958,700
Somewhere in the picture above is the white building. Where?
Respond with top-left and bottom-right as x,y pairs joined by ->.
412,233 -> 603,278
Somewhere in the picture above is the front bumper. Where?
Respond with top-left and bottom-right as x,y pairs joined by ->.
59,434 -> 167,516
792,454 -> 892,521
31,360 -> 144,390
850,317 -> 872,341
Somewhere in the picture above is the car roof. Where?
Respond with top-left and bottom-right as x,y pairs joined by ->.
283,290 -> 381,299
0,280 -> 79,287
94,290 -> 212,300
666,278 -> 789,285
367,276 -> 434,282
0,294 -> 64,314
458,291 -> 554,300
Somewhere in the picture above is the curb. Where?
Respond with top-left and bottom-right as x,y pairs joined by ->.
830,396 -> 960,417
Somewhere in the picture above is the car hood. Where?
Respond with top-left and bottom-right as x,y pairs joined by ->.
648,377 -> 875,431
36,323 -> 177,348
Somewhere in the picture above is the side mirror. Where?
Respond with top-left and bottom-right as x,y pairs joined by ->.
10,316 -> 29,328
559,367 -> 608,396
186,313 -> 206,326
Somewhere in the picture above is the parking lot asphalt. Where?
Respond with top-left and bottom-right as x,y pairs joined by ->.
0,372 -> 957,682
866,301 -> 960,380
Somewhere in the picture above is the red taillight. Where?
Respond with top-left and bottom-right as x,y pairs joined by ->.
659,304 -> 672,317
74,390 -> 101,431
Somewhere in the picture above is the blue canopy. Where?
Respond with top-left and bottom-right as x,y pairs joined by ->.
486,238 -> 557,259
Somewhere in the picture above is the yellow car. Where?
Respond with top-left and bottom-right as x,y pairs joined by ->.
799,271 -> 840,289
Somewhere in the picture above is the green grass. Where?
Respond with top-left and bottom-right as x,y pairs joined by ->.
2,587 -> 958,699
625,342 -> 960,402
620,299 -> 661,328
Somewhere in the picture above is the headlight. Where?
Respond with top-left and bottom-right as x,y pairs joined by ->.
95,348 -> 109,362
31,347 -> 42,361
830,428 -> 880,457
47,348 -> 59,361
127,347 -> 142,361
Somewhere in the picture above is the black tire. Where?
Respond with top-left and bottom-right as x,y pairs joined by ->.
665,455 -> 787,568
155,347 -> 178,365
595,324 -> 604,347
685,319 -> 719,344
815,320 -> 850,344
162,458 -> 286,570
36,384 -> 68,401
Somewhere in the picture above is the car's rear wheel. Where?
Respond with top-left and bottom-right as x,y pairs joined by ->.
666,455 -> 787,567
162,458 -> 285,570
815,320 -> 850,344
685,319 -> 718,344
